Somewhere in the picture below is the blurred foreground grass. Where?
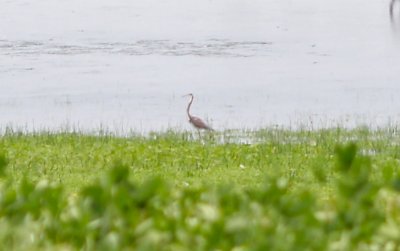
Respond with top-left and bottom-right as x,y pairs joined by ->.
0,128 -> 400,250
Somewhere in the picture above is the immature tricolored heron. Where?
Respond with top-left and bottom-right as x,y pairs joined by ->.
182,93 -> 213,131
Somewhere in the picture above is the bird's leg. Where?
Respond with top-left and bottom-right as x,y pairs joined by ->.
206,130 -> 215,142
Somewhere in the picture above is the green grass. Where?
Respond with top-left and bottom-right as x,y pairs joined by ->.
0,127 -> 400,250
1,128 -> 398,192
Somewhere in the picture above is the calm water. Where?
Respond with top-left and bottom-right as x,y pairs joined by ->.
1,0 -> 400,133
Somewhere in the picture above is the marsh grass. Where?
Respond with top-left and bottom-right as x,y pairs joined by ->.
0,127 -> 400,250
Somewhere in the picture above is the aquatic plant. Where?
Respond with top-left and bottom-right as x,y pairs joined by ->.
0,129 -> 399,250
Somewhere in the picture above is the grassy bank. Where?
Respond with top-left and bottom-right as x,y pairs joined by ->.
0,128 -> 400,250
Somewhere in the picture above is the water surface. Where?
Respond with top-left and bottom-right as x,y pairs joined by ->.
1,0 -> 399,133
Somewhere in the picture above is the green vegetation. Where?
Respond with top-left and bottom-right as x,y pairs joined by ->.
1,128 -> 400,250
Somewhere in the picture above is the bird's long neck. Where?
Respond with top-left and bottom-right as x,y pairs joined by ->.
186,95 -> 194,119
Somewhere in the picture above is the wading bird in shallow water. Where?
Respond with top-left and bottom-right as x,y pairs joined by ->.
391,0 -> 400,26
183,93 -> 213,131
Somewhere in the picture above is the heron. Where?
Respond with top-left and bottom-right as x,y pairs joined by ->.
391,0 -> 400,25
183,93 -> 213,131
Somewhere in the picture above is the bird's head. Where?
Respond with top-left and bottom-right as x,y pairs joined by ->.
182,93 -> 193,98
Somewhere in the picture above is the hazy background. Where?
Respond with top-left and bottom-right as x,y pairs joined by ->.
1,0 -> 399,133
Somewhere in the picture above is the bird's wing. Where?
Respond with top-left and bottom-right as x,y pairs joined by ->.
190,116 -> 213,130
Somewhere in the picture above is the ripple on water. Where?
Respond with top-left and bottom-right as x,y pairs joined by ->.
0,39 -> 272,57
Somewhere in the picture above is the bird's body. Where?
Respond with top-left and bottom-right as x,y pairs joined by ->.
183,93 -> 213,131
189,115 -> 213,130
